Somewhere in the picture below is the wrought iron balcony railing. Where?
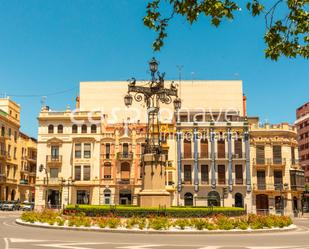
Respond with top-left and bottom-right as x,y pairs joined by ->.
117,152 -> 133,160
46,155 -> 63,164
117,178 -> 134,185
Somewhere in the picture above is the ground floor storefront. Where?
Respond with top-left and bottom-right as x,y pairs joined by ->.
0,184 -> 34,202
252,192 -> 303,216
177,186 -> 252,211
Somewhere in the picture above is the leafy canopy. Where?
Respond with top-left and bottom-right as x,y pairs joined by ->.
143,0 -> 309,60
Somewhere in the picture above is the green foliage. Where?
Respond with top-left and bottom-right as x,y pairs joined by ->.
144,0 -> 309,60
215,215 -> 234,230
173,218 -> 191,230
107,217 -> 121,229
148,217 -> 171,230
64,205 -> 245,218
67,216 -> 92,227
125,217 -> 147,230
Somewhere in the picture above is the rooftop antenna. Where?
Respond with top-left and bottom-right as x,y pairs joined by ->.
176,65 -> 183,98
41,96 -> 47,109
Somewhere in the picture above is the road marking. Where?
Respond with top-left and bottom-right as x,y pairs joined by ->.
116,246 -> 162,249
4,238 -> 9,249
10,238 -> 49,243
36,242 -> 107,249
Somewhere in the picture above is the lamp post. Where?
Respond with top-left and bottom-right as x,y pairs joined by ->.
124,58 -> 181,207
39,164 -> 49,209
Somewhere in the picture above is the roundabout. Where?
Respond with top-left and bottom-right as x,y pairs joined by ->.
1,212 -> 309,249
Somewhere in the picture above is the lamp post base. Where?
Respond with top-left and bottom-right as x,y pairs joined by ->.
139,153 -> 171,208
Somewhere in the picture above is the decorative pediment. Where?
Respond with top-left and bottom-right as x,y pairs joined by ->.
46,137 -> 63,146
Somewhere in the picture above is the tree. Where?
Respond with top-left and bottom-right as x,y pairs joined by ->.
143,0 -> 309,60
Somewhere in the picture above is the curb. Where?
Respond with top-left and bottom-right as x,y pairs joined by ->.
15,219 -> 298,235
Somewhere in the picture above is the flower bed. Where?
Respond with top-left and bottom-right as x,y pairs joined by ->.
63,205 -> 245,218
20,210 -> 293,231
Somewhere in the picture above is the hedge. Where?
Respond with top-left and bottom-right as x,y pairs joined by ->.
63,205 -> 245,218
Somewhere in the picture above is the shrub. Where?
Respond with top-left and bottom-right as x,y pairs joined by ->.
215,215 -> 234,230
190,219 -> 208,230
107,217 -> 121,229
64,205 -> 245,218
148,217 -> 171,230
97,218 -> 108,228
173,219 -> 190,230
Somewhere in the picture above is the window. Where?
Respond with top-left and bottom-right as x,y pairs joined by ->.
184,165 -> 192,184
58,125 -> 63,134
167,171 -> 173,185
50,168 -> 59,179
91,124 -> 97,134
120,162 -> 130,180
105,143 -> 111,158
13,147 -> 17,159
51,146 -> 59,159
256,145 -> 265,164
234,139 -> 242,157
201,165 -> 209,184
48,125 -> 54,134
218,165 -> 225,185
273,145 -> 282,164
122,143 -> 129,155
200,138 -> 208,158
14,131 -> 17,142
74,166 -> 81,180
8,128 -> 11,137
81,124 -> 87,133
217,140 -> 225,158
257,171 -> 266,190
274,170 -> 283,189
84,143 -> 91,158
291,147 -> 296,165
104,189 -> 111,205
83,165 -> 91,181
1,126 -> 5,137
235,165 -> 243,185
72,125 -> 78,134
184,139 -> 192,158
75,144 -> 81,158
77,190 -> 89,204
103,163 -> 112,179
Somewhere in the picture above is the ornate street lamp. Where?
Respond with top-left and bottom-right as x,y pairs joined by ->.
124,57 -> 181,155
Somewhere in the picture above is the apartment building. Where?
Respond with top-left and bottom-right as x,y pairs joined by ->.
0,97 -> 37,202
295,102 -> 309,182
250,118 -> 304,216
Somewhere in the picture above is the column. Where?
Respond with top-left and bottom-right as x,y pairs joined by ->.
177,129 -> 182,192
193,128 -> 199,192
210,129 -> 216,189
228,129 -> 233,192
244,130 -> 251,192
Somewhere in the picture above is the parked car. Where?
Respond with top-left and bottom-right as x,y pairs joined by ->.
0,201 -> 3,210
2,201 -> 20,211
20,201 -> 34,211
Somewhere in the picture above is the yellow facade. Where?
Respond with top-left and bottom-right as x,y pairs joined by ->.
0,98 -> 37,202
249,118 -> 304,216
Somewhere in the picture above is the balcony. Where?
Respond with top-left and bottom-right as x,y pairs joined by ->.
101,153 -> 115,160
252,158 -> 267,168
269,158 -> 286,167
27,156 -> 37,163
235,178 -> 244,185
0,174 -> 6,183
20,179 -> 29,185
117,178 -> 134,185
46,155 -> 62,165
117,152 -> 133,160
181,152 -> 194,160
232,153 -> 246,160
0,150 -> 6,160
253,183 -> 288,192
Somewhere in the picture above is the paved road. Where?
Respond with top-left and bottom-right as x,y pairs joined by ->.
0,211 -> 309,249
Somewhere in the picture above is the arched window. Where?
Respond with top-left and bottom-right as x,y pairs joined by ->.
48,125 -> 54,134
208,191 -> 220,207
58,125 -> 63,134
81,124 -> 87,133
184,192 -> 193,206
235,193 -> 243,208
72,124 -> 78,134
91,124 -> 97,134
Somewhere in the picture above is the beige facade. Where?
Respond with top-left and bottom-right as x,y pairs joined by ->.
35,81 -> 304,215
0,98 -> 37,202
249,118 -> 304,216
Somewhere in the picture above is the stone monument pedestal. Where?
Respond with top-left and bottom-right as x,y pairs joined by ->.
139,153 -> 171,208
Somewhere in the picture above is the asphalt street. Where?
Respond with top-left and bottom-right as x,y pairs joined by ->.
1,211 -> 309,249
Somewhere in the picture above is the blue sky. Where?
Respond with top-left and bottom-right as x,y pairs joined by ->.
0,0 -> 307,138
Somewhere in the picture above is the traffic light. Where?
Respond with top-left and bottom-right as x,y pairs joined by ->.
39,164 -> 44,172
